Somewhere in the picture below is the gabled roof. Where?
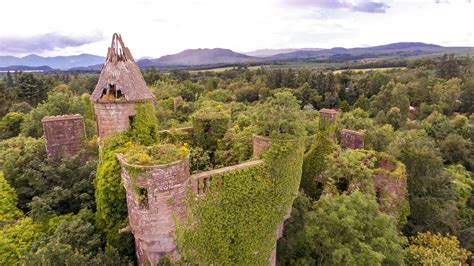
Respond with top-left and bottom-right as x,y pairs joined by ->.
90,33 -> 154,103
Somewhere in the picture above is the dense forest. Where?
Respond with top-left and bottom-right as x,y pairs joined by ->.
0,54 -> 473,265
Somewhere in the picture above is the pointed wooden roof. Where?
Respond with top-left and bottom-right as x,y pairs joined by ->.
90,33 -> 154,103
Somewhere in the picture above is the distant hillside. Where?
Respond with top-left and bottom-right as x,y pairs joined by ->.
0,54 -> 105,69
0,65 -> 53,71
267,42 -> 471,61
244,48 -> 322,57
138,48 -> 256,67
1,42 -> 472,70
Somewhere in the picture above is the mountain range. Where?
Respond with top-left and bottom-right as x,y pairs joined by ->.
0,42 -> 472,71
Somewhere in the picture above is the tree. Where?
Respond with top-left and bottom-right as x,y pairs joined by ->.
406,232 -> 470,265
440,134 -> 470,165
437,54 -> 460,79
20,91 -> 87,138
0,112 -> 25,140
459,78 -> 474,113
388,130 -> 459,235
253,91 -> 305,139
0,136 -> 96,213
364,124 -> 395,152
339,100 -> 351,112
337,108 -> 375,131
15,72 -> 48,106
370,82 -> 410,119
0,172 -> 23,227
0,81 -> 14,116
323,149 -> 377,195
301,192 -> 405,265
386,107 -> 405,130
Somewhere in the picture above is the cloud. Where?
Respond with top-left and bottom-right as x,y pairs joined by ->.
287,0 -> 390,13
0,32 -> 105,54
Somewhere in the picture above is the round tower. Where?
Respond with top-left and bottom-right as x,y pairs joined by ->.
116,153 -> 190,265
90,33 -> 154,140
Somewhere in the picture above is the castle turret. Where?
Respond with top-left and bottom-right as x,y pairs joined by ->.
91,33 -> 154,139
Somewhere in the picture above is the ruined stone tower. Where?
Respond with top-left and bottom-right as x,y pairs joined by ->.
90,33 -> 154,140
41,114 -> 85,157
117,154 -> 191,265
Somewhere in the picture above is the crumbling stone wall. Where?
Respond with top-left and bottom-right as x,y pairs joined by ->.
252,134 -> 270,158
94,102 -> 136,139
117,154 -> 190,265
373,160 -> 408,217
319,108 -> 338,125
41,114 -> 84,157
341,129 -> 364,149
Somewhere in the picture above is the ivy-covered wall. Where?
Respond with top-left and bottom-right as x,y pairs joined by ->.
177,138 -> 305,264
94,100 -> 159,258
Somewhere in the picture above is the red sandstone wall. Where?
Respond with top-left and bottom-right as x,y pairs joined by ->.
341,129 -> 364,149
41,115 -> 84,157
118,155 -> 190,265
94,102 -> 136,139
253,134 -> 270,158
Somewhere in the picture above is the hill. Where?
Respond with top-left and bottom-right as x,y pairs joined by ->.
0,54 -> 105,69
244,48 -> 323,57
138,48 -> 255,67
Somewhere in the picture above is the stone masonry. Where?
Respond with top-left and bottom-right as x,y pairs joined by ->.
319,108 -> 338,125
341,129 -> 364,149
41,114 -> 84,158
253,134 -> 270,158
94,102 -> 136,139
117,154 -> 190,265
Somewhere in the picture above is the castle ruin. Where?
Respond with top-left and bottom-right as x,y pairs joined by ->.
41,114 -> 85,157
90,33 -> 154,140
341,128 -> 365,149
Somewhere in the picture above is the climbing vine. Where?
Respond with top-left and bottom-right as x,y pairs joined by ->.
94,99 -> 159,258
129,101 -> 159,146
177,138 -> 304,264
301,127 -> 335,199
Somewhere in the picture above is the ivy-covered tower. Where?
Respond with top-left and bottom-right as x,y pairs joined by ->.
90,33 -> 154,140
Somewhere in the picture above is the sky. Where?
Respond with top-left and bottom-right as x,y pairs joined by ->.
0,0 -> 472,58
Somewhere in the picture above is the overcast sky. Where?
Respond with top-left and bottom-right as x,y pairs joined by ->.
0,0 -> 472,58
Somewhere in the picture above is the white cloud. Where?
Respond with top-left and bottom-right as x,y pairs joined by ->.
0,0 -> 472,57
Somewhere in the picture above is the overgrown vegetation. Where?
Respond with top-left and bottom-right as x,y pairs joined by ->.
0,53 -> 473,264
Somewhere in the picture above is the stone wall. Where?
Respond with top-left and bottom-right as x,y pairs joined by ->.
117,154 -> 190,265
341,129 -> 364,149
319,108 -> 338,125
41,114 -> 84,158
373,160 -> 407,216
253,134 -> 270,158
94,102 -> 136,139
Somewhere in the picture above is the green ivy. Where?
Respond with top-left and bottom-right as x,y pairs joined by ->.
301,127 -> 334,199
93,133 -> 134,258
129,101 -> 159,146
177,138 -> 304,264
94,100 -> 161,259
